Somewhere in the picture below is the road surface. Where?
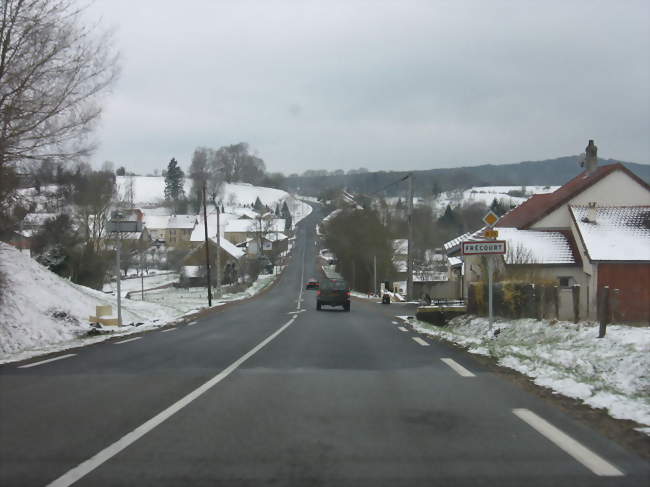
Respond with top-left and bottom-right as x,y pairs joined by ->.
1,205 -> 648,486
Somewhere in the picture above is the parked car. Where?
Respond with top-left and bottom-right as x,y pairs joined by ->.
317,279 -> 350,311
305,278 -> 319,290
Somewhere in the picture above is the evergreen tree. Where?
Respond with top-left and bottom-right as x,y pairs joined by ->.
284,213 -> 292,232
164,158 -> 185,202
490,198 -> 507,216
275,203 -> 281,216
281,201 -> 291,219
438,204 -> 457,226
253,196 -> 264,212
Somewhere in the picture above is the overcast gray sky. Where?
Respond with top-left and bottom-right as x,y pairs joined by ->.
87,0 -> 649,175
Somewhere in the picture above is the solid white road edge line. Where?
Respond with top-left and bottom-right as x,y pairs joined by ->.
114,337 -> 142,345
512,408 -> 623,477
18,354 -> 76,368
441,358 -> 476,377
47,315 -> 298,487
160,328 -> 176,333
412,337 -> 429,346
398,326 -> 408,332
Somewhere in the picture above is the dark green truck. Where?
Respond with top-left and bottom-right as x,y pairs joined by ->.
316,279 -> 351,311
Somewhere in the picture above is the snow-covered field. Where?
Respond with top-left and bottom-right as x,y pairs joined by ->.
404,314 -> 650,433
116,177 -> 288,208
127,272 -> 280,315
0,243 -> 283,364
386,185 -> 560,215
102,272 -> 179,297
114,176 -> 312,227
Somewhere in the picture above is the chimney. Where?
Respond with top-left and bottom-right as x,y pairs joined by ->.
584,139 -> 598,174
587,202 -> 597,223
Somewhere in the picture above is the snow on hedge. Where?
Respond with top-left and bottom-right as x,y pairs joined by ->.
408,314 -> 650,432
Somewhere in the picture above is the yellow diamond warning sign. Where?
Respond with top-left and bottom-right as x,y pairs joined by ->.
483,211 -> 499,227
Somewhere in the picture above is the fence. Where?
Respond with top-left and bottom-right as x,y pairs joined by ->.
467,282 -> 646,325
468,282 -> 581,322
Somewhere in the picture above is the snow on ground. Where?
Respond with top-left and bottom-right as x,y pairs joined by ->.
127,271 -> 280,315
0,243 -> 179,363
405,314 -> 650,432
115,176 -> 290,208
386,185 -> 560,215
114,176 -> 311,227
432,185 -> 559,213
0,242 -> 284,364
102,272 -> 179,297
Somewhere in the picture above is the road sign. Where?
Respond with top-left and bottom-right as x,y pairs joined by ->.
461,240 -> 506,255
483,211 -> 499,227
484,229 -> 499,239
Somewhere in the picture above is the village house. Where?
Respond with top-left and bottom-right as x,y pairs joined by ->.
446,141 -> 650,323
223,217 -> 286,247
181,236 -> 245,287
144,214 -> 197,248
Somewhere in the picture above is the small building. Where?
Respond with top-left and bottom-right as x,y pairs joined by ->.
223,218 -> 286,246
181,237 -> 244,286
144,214 -> 197,248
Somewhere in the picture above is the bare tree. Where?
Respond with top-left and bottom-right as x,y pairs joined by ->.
0,0 -> 119,230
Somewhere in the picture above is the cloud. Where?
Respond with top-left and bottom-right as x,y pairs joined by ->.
89,0 -> 649,174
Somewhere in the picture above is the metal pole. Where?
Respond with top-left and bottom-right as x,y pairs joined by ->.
488,257 -> 494,330
373,255 -> 377,296
216,205 -> 221,298
140,246 -> 144,301
203,182 -> 212,306
116,233 -> 122,325
406,174 -> 414,300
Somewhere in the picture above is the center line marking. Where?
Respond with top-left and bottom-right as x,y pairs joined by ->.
114,337 -> 142,345
398,326 -> 408,332
160,328 -> 176,333
441,358 -> 476,377
412,337 -> 429,346
513,409 -> 623,477
18,354 -> 76,368
47,316 -> 297,487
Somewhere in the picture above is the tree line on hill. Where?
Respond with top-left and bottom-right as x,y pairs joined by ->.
283,156 -> 649,199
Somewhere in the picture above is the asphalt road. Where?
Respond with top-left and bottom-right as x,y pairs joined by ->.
1,206 -> 648,486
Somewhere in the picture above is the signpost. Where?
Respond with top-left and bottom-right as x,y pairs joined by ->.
462,210 -> 506,330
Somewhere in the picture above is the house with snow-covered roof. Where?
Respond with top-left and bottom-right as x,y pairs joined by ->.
569,205 -> 650,323
144,214 -> 197,248
446,141 -> 650,322
181,236 -> 245,286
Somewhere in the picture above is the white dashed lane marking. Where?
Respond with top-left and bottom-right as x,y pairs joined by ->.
513,409 -> 623,477
441,358 -> 476,377
160,328 -> 177,333
398,326 -> 408,332
411,337 -> 429,346
18,354 -> 76,368
114,337 -> 142,345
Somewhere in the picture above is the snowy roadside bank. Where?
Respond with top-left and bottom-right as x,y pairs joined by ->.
0,242 -> 285,364
403,314 -> 650,434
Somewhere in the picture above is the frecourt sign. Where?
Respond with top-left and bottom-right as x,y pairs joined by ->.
461,240 -> 506,255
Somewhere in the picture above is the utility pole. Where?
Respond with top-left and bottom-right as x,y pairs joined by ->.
215,204 -> 221,298
203,181 -> 212,307
373,255 -> 377,296
140,243 -> 144,301
406,173 -> 414,301
115,231 -> 122,325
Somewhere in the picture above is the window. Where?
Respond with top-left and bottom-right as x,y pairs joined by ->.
558,276 -> 572,287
